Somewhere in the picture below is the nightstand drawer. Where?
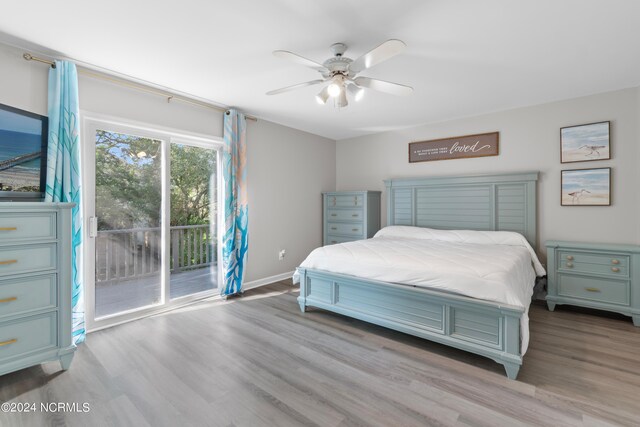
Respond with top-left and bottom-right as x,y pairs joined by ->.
558,251 -> 629,278
326,222 -> 363,237
325,235 -> 359,245
326,208 -> 364,222
0,274 -> 57,319
558,274 -> 629,306
0,312 -> 57,362
0,212 -> 56,244
326,194 -> 364,207
0,244 -> 57,277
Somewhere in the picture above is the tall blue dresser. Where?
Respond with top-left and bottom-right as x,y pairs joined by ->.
546,240 -> 640,326
0,202 -> 76,376
323,191 -> 381,246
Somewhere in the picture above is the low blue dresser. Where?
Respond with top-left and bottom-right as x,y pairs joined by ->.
323,191 -> 381,246
0,202 -> 76,376
546,240 -> 640,326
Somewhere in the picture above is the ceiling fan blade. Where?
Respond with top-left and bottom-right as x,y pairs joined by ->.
349,39 -> 406,74
354,77 -> 413,96
266,79 -> 325,96
273,50 -> 328,72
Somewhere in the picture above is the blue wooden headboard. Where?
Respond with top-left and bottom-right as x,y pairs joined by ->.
384,172 -> 538,247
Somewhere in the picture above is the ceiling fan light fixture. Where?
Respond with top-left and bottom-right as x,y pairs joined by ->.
336,89 -> 348,108
315,87 -> 330,104
355,87 -> 364,102
347,84 -> 365,102
327,82 -> 342,97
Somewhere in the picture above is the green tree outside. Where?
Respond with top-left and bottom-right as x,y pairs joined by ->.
95,130 -> 216,230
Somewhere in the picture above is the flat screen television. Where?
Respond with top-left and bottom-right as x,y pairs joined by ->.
0,103 -> 48,200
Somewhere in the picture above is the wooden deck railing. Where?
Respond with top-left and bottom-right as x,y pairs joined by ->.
95,224 -> 215,284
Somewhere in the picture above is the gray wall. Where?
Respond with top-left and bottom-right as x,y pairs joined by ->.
0,42 -> 336,284
337,88 -> 640,258
245,119 -> 335,281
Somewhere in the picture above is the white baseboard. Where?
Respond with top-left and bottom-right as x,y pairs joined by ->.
243,271 -> 295,291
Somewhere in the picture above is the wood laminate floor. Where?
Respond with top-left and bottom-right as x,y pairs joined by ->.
1,281 -> 639,427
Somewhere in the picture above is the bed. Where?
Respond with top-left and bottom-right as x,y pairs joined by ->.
295,172 -> 543,379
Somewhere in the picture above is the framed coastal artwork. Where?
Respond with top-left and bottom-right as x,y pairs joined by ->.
560,121 -> 610,163
561,167 -> 611,206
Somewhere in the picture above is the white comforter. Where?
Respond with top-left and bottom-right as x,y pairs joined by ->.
294,226 -> 545,353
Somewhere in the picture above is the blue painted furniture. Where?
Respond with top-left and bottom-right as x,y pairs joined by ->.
300,172 -> 539,379
323,191 -> 381,246
0,202 -> 76,376
546,241 -> 640,326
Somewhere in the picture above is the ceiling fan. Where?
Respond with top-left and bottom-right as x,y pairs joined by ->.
266,40 -> 413,108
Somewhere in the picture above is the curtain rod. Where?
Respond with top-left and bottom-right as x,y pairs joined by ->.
23,53 -> 257,122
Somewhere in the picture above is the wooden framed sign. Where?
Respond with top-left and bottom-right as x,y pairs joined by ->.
409,131 -> 499,163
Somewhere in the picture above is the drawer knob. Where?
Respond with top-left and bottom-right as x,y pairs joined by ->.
331,227 -> 337,231
585,287 -> 601,293
0,227 -> 17,231
333,197 -> 336,206
566,255 -> 574,261
611,267 -> 620,273
611,259 -> 620,265
0,338 -> 17,347
566,262 -> 573,268
0,297 -> 17,303
354,197 -> 358,205
330,213 -> 337,217
0,260 -> 17,266
331,241 -> 337,244
352,228 -> 358,232
352,214 -> 359,217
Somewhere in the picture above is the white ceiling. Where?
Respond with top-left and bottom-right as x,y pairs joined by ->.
2,1 -> 640,140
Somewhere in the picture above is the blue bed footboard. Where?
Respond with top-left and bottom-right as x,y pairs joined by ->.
297,268 -> 524,380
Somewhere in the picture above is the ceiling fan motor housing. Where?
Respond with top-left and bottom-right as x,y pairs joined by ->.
321,43 -> 353,78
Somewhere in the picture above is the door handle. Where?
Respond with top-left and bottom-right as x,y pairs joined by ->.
89,217 -> 98,238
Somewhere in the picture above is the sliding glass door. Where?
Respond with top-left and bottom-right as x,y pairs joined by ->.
83,117 -> 221,330
169,143 -> 218,299
93,130 -> 164,318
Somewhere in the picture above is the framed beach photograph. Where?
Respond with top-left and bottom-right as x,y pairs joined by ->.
560,121 -> 610,163
561,167 -> 611,206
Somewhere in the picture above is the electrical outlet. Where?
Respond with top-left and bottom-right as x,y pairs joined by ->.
278,249 -> 286,261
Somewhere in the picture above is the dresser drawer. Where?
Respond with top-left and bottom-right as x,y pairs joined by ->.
0,244 -> 57,277
0,274 -> 56,319
326,222 -> 363,237
0,212 -> 56,244
326,208 -> 364,222
0,312 -> 57,362
557,274 -> 630,306
325,235 -> 360,245
558,251 -> 629,278
326,194 -> 364,207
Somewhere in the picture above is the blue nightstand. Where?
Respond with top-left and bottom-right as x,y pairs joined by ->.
546,241 -> 640,326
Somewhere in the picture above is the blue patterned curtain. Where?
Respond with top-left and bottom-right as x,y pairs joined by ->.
221,109 -> 248,296
45,60 -> 84,344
